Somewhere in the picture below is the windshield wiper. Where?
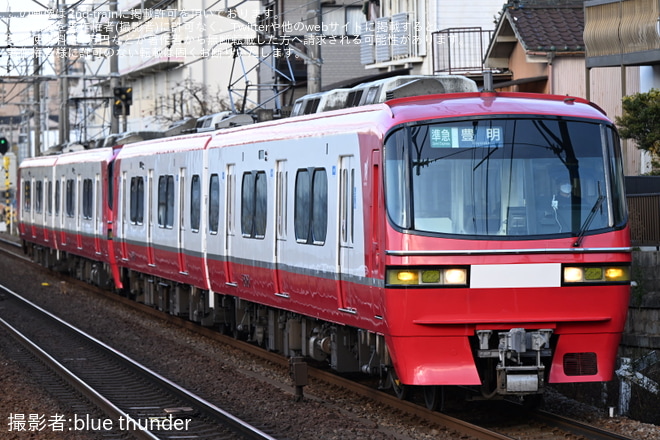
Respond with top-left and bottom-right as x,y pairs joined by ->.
573,193 -> 605,247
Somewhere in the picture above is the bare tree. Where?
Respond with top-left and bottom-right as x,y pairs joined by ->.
156,78 -> 232,124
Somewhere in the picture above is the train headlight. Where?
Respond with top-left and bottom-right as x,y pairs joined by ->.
389,270 -> 418,285
444,268 -> 468,285
562,265 -> 630,284
386,267 -> 469,287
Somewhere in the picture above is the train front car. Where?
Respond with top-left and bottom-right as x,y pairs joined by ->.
381,92 -> 631,406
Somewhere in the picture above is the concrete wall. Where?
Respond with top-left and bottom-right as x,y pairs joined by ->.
621,250 -> 660,356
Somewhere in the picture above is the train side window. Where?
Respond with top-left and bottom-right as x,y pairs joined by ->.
130,177 -> 144,224
46,181 -> 52,215
35,180 -> 43,214
209,174 -> 219,234
66,179 -> 75,217
157,175 -> 174,228
55,181 -> 60,215
240,171 -> 267,239
23,181 -> 31,212
191,174 -> 201,232
254,172 -> 267,237
294,168 -> 327,245
82,179 -> 93,220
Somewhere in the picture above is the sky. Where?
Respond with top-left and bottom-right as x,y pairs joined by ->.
0,1 -> 101,75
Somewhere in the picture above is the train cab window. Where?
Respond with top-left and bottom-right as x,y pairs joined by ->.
209,174 -> 219,233
82,179 -> 93,220
190,174 -> 201,232
157,175 -> 175,228
65,179 -> 75,217
130,177 -> 144,224
384,118 -> 625,238
241,171 -> 267,239
23,181 -> 31,212
294,168 -> 328,245
35,180 -> 43,214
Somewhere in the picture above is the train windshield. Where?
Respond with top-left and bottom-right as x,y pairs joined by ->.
384,117 -> 627,238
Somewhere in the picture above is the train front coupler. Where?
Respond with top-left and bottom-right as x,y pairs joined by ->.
476,328 -> 553,396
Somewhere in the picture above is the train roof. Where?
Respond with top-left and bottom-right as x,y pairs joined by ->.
204,91 -> 612,149
385,91 -> 611,123
19,147 -> 116,169
23,91 -> 614,167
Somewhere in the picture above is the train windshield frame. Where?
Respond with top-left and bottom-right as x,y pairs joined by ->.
384,115 -> 627,239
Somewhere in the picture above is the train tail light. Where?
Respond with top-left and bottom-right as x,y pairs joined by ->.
386,267 -> 468,287
562,264 -> 630,284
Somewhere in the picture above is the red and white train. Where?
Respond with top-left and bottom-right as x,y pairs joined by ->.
18,76 -> 631,408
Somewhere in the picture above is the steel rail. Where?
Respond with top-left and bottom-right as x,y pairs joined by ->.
0,283 -> 279,440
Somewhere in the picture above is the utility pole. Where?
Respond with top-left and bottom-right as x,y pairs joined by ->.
57,0 -> 70,146
109,0 -> 120,134
306,0 -> 322,94
33,35 -> 42,155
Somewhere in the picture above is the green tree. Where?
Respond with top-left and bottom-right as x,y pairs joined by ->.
615,89 -> 660,174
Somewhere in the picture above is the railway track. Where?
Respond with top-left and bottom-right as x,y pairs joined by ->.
0,282 -> 281,440
0,235 -> 649,440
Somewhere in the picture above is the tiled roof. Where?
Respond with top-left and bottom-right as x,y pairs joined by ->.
507,2 -> 585,52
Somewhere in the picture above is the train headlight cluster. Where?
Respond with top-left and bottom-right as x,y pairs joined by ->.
386,267 -> 469,287
562,265 -> 631,284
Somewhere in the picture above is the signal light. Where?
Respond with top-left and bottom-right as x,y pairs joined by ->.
113,86 -> 133,116
0,137 -> 8,155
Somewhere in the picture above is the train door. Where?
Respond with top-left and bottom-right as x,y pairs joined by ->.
147,170 -> 155,266
94,173 -> 102,254
274,159 -> 287,297
44,179 -> 51,244
370,150 -> 383,319
338,155 -> 355,312
177,168 -> 187,273
58,177 -> 66,246
119,172 -> 128,260
224,164 -> 237,286
76,175 -> 83,249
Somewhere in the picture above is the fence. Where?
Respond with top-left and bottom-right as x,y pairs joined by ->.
628,195 -> 660,247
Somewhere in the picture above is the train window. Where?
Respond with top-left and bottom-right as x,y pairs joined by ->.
55,181 -> 60,215
191,174 -> 201,232
340,167 -> 355,245
23,181 -> 31,212
294,168 -> 327,245
35,180 -> 43,214
82,179 -> 93,220
209,174 -> 219,233
157,175 -> 175,228
65,179 -> 75,217
240,171 -> 267,239
385,118 -> 622,238
47,181 -> 52,215
130,177 -> 144,224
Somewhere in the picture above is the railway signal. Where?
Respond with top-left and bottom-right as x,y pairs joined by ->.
113,87 -> 132,117
0,137 -> 9,155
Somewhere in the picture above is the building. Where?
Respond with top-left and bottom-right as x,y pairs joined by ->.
484,0 -> 651,176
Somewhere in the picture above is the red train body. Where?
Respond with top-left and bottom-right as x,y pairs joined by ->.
19,89 -> 631,407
